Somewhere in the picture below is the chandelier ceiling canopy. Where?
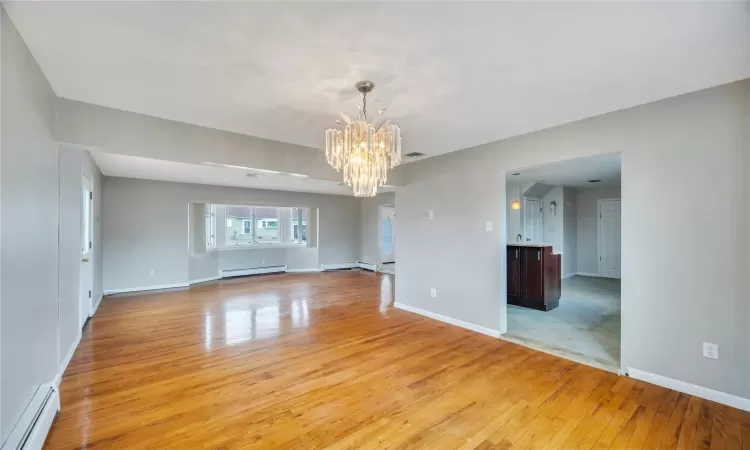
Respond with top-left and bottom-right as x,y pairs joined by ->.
325,81 -> 402,197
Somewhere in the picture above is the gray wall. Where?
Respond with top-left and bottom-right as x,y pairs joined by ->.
58,147 -> 103,367
397,80 -> 750,399
358,192 -> 395,265
576,186 -> 621,275
562,187 -> 578,277
0,8 -> 59,442
541,186 -> 564,256
103,177 -> 359,292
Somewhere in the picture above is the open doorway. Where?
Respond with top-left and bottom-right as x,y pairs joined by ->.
379,205 -> 395,274
503,154 -> 622,372
80,174 -> 94,330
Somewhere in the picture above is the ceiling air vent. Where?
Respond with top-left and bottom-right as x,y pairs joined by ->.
405,152 -> 426,157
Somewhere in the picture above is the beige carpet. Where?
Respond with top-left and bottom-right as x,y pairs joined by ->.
504,275 -> 621,371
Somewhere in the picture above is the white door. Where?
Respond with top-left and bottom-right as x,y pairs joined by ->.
80,175 -> 93,329
523,198 -> 543,242
380,206 -> 395,263
598,199 -> 621,278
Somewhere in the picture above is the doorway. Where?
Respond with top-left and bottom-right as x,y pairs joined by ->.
379,205 -> 395,274
80,175 -> 93,330
503,154 -> 622,372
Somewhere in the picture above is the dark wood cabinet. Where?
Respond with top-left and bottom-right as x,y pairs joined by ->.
507,246 -> 521,302
507,245 -> 561,311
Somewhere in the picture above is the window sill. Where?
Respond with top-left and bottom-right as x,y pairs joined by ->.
206,244 -> 309,252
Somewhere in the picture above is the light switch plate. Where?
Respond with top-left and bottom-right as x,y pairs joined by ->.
485,221 -> 493,231
430,288 -> 437,298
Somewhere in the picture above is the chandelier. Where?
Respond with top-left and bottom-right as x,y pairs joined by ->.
325,81 -> 402,197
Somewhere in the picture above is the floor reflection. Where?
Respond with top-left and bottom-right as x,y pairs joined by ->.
199,274 -> 394,351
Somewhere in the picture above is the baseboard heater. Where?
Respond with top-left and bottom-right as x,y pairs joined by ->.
219,265 -> 287,279
3,384 -> 59,450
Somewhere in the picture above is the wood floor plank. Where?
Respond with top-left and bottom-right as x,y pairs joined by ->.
42,271 -> 749,449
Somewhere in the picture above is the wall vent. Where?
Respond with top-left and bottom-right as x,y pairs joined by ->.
405,152 -> 426,157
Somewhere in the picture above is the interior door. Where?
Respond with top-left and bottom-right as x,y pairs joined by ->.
380,206 -> 395,263
598,199 -> 622,278
80,175 -> 93,329
523,198 -> 543,242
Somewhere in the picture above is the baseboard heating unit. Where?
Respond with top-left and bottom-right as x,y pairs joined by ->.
219,265 -> 287,279
2,384 -> 59,450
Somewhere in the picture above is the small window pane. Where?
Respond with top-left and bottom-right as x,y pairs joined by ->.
254,207 -> 279,244
291,207 -> 307,244
225,205 -> 253,246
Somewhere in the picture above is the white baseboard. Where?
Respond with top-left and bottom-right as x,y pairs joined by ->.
394,302 -> 501,338
562,273 -> 577,279
104,283 -> 189,295
3,384 -> 59,450
285,268 -> 322,273
220,265 -> 287,278
320,263 -> 358,271
574,272 -> 600,277
189,276 -> 220,285
627,367 -> 750,412
357,262 -> 378,271
54,331 -> 82,387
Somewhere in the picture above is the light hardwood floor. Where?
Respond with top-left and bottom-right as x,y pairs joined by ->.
45,271 -> 749,449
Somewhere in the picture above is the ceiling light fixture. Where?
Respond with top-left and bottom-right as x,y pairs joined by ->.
325,81 -> 402,197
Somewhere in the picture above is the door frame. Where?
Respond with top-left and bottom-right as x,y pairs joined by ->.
523,197 -> 543,242
378,204 -> 395,264
597,198 -> 622,279
80,174 -> 94,330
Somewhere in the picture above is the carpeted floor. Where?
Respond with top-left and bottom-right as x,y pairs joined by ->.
504,275 -> 621,371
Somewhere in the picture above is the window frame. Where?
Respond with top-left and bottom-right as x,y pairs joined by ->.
208,204 -> 308,250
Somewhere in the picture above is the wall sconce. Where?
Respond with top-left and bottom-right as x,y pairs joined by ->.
511,200 -> 520,210
549,201 -> 557,216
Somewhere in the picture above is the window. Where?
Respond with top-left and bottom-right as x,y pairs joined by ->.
291,207 -> 307,244
253,207 -> 279,244
225,205 -> 253,246
206,205 -> 309,249
206,205 -> 216,249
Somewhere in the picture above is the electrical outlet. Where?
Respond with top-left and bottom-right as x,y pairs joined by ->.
703,342 -> 719,360
261,260 -> 266,265
430,288 -> 437,298
148,269 -> 155,277
485,221 -> 493,231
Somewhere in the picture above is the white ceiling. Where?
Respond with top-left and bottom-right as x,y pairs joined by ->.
507,154 -> 621,188
7,1 -> 750,160
91,152 -> 393,196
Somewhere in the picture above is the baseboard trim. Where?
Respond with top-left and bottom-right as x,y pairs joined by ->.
562,273 -> 577,279
54,331 -> 82,387
285,268 -> 322,273
357,262 -> 378,272
394,302 -> 501,338
104,283 -> 190,295
189,276 -> 220,285
627,367 -> 750,412
574,272 -> 600,277
320,263 -> 358,271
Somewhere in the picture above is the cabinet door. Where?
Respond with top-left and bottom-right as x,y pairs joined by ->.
507,247 -> 521,300
521,247 -> 544,302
